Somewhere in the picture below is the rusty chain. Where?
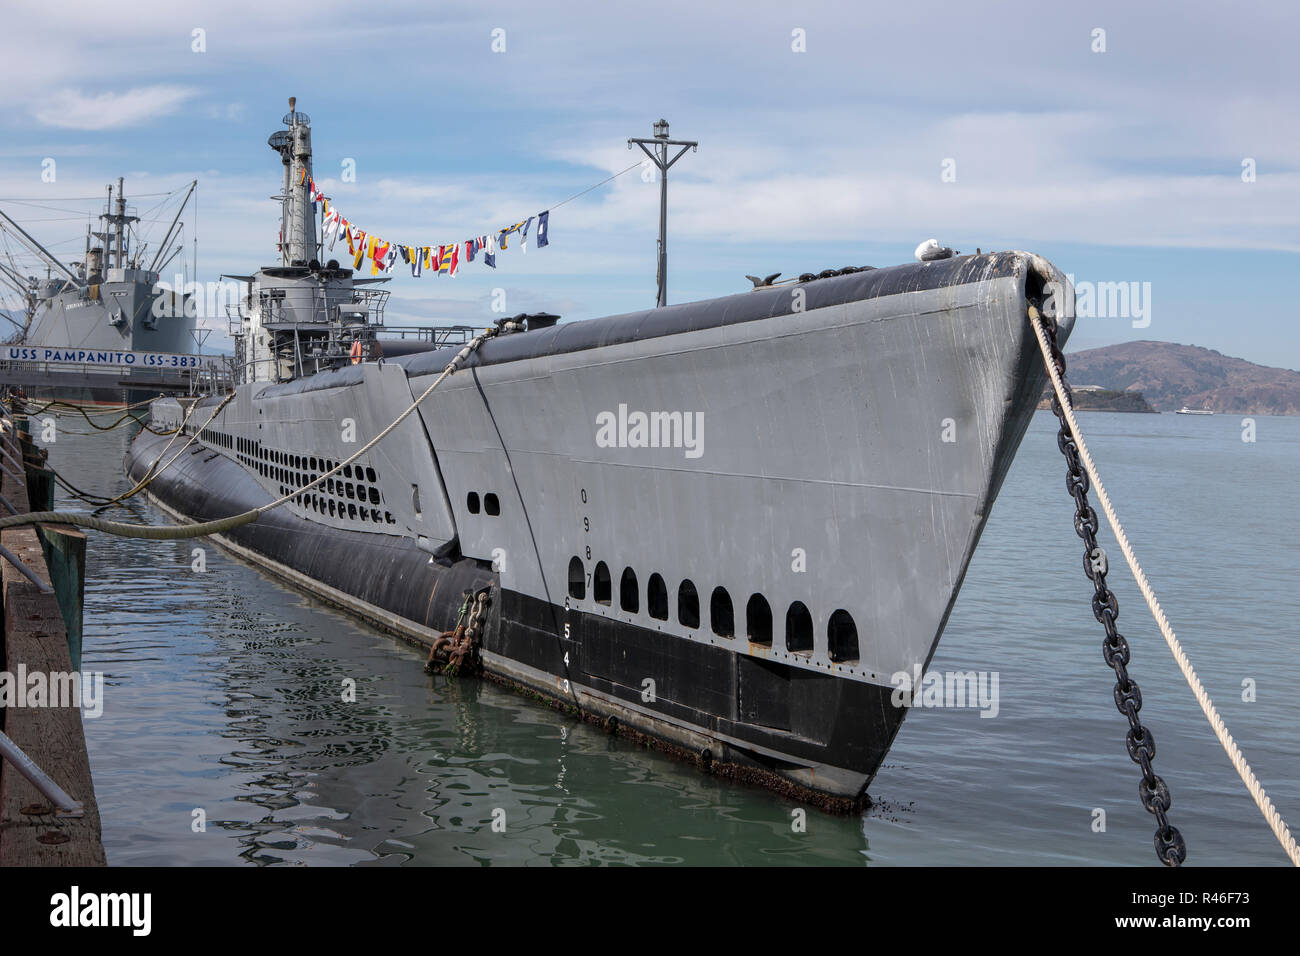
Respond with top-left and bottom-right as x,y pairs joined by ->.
425,588 -> 491,676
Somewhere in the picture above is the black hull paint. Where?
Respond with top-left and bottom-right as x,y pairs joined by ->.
127,427 -> 905,807
507,588 -> 907,798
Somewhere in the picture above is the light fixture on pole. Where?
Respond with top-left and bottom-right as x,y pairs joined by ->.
629,119 -> 697,308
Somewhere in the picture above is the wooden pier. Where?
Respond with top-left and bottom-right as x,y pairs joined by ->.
0,404 -> 104,866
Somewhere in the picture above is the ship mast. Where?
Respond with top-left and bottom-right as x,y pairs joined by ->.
270,97 -> 318,266
99,178 -> 139,271
147,180 -> 199,275
115,179 -> 125,267
629,119 -> 697,308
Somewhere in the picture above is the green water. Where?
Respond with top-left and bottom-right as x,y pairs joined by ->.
34,409 -> 1300,865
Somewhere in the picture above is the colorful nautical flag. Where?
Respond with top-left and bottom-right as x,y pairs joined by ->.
370,239 -> 388,276
312,199 -> 550,277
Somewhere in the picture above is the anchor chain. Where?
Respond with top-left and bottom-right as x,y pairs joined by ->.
425,587 -> 491,676
1039,309 -> 1188,867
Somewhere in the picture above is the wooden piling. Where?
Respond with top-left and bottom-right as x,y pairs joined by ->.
0,415 -> 105,866
36,526 -> 86,672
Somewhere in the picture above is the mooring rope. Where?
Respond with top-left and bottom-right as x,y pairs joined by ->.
18,399 -> 181,437
0,328 -> 497,541
21,392 -> 231,510
110,393 -> 236,501
1028,305 -> 1300,867
19,395 -> 161,416
44,404 -> 179,436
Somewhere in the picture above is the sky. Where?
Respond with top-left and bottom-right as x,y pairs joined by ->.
0,0 -> 1296,366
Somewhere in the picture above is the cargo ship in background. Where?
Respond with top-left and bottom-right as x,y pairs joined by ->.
0,180 -> 210,406
126,99 -> 1075,808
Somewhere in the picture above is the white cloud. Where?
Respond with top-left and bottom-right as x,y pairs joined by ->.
1,1 -> 1296,363
205,102 -> 246,123
32,85 -> 197,130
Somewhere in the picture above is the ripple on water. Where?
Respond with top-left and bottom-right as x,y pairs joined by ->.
35,411 -> 1300,865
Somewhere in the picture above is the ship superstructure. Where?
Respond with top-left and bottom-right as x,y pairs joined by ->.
225,99 -> 472,386
128,100 -> 1076,806
0,180 -> 204,404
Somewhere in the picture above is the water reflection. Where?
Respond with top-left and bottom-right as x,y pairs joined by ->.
41,407 -> 1300,866
39,414 -> 870,865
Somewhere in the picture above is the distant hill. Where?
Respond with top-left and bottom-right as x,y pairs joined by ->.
1038,386 -> 1156,413
1058,341 -> 1300,415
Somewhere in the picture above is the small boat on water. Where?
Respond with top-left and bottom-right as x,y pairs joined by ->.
1175,406 -> 1214,415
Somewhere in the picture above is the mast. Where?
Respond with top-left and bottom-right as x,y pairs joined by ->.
147,180 -> 198,274
98,179 -> 138,272
115,180 -> 124,267
268,96 -> 317,266
244,97 -> 397,386
629,119 -> 697,308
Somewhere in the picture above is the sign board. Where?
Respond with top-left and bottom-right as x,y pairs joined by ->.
3,346 -> 203,370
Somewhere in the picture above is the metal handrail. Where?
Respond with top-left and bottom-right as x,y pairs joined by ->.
0,541 -> 55,594
377,325 -> 476,345
0,357 -> 234,397
0,730 -> 84,817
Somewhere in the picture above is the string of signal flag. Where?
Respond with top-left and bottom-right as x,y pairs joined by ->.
299,160 -> 643,279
